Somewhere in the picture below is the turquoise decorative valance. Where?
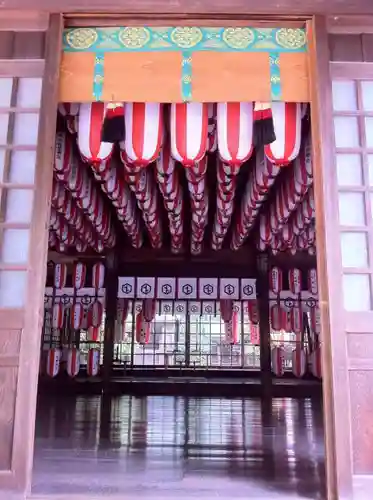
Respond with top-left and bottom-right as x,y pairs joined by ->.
63,27 -> 307,53
60,27 -> 309,104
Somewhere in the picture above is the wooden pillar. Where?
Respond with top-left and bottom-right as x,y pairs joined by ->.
308,16 -> 353,499
102,251 -> 119,392
257,253 -> 272,399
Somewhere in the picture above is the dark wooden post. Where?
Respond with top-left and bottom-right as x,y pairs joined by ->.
102,250 -> 119,391
257,253 -> 272,399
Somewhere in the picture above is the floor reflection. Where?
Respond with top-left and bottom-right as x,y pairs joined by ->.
33,395 -> 325,499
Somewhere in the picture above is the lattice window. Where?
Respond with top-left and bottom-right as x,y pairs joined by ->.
332,79 -> 373,311
0,76 -> 42,307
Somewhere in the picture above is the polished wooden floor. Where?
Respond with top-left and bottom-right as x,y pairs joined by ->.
32,394 -> 325,499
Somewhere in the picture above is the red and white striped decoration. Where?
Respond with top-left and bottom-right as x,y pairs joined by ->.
49,231 -> 57,248
220,299 -> 233,322
269,267 -> 283,295
246,300 -> 259,324
259,214 -> 272,246
72,262 -> 86,290
231,149 -> 282,250
121,162 -> 162,249
216,102 -> 253,166
54,263 -> 67,289
87,326 -> 100,342
120,103 -> 163,166
170,103 -> 208,166
289,268 -> 302,295
293,134 -> 313,194
310,306 -> 321,335
51,183 -> 98,251
92,262 -> 105,290
143,299 -> 156,322
52,303 -> 64,329
78,103 -> 114,163
309,348 -> 322,379
156,144 -> 184,254
58,103 -> 79,117
46,348 -> 61,378
99,159 -> 143,249
207,103 -> 217,152
51,178 -> 67,208
271,346 -> 285,376
115,298 -> 129,342
224,311 -> 239,344
135,312 -> 151,344
249,323 -> 260,345
87,348 -> 100,377
270,304 -> 286,331
71,302 -> 84,329
290,305 -> 302,334
88,301 -> 104,328
189,163 -> 209,254
264,102 -> 302,166
308,268 -> 318,295
292,347 -> 307,378
66,348 -> 81,378
54,132 -> 73,182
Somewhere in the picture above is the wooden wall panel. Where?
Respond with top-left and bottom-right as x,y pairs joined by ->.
13,32 -> 45,59
329,33 -> 373,62
362,34 -> 373,61
0,366 -> 17,471
350,371 -> 373,474
0,31 -> 46,59
346,325 -> 373,474
347,334 -> 373,360
0,32 -> 15,59
0,330 -> 20,470
329,34 -> 363,61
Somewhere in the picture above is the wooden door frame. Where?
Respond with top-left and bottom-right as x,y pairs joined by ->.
0,13 -> 63,496
0,11 -> 345,500
308,16 -> 353,500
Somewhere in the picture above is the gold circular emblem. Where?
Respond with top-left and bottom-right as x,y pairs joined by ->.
65,28 -> 98,50
222,28 -> 254,49
275,28 -> 306,49
170,27 -> 203,48
119,27 -> 151,49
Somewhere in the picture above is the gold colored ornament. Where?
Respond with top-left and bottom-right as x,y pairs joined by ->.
222,28 -> 254,49
275,28 -> 306,49
65,28 -> 98,50
170,27 -> 203,49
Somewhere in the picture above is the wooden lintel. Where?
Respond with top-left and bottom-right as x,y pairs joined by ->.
2,1 -> 373,15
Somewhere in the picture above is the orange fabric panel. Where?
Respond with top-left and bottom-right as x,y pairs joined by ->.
59,52 -> 95,103
102,52 -> 182,103
192,52 -> 271,103
58,51 -> 310,103
280,52 -> 309,102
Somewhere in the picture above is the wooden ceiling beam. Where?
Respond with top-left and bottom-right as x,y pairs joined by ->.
2,1 -> 373,16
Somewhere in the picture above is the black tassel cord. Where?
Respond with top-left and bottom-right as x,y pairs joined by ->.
101,106 -> 125,143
